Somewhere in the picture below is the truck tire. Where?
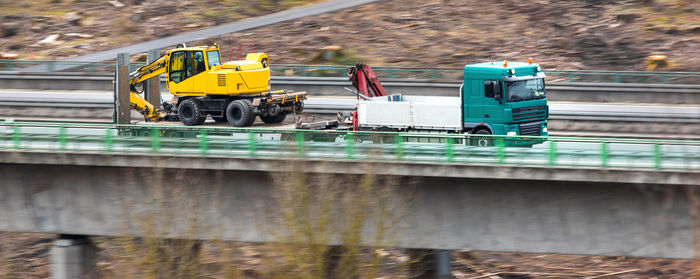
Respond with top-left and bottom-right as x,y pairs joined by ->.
377,126 -> 396,144
178,99 -> 205,126
260,113 -> 287,124
471,129 -> 493,147
226,100 -> 255,127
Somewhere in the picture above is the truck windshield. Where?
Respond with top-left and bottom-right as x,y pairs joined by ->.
506,78 -> 545,102
206,51 -> 221,68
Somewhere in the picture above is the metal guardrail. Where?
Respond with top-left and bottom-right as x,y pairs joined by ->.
271,65 -> 700,84
2,60 -> 699,84
1,122 -> 698,170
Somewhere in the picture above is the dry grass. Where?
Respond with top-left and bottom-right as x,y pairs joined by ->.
91,164 -> 410,278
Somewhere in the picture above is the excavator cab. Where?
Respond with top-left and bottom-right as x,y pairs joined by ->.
164,45 -> 270,96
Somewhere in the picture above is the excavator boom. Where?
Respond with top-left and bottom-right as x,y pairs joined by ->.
127,54 -> 170,121
130,54 -> 168,85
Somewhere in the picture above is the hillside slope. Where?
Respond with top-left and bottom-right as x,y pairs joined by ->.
0,0 -> 698,70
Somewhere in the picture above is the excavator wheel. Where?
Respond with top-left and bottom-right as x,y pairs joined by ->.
178,99 -> 205,126
226,99 -> 255,127
260,113 -> 287,124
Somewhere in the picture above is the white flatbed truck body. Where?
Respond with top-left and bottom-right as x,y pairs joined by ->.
357,95 -> 462,131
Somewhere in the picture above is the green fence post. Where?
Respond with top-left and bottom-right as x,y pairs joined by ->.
12,125 -> 20,149
345,132 -> 354,160
600,141 -> 608,168
548,141 -> 556,166
296,131 -> 305,158
395,134 -> 404,160
654,143 -> 661,169
58,126 -> 67,151
199,129 -> 208,155
496,137 -> 505,164
446,137 -> 454,162
151,126 -> 160,153
105,129 -> 113,152
248,131 -> 257,157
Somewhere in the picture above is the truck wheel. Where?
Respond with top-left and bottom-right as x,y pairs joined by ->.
178,99 -> 205,126
471,129 -> 493,147
377,126 -> 396,144
260,113 -> 287,124
226,100 -> 255,127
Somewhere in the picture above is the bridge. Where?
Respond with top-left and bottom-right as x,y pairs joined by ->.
1,122 -> 699,277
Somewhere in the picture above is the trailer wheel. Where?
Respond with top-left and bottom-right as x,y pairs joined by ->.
226,100 -> 255,127
471,129 -> 493,147
178,99 -> 205,126
260,113 -> 287,124
376,126 -> 396,144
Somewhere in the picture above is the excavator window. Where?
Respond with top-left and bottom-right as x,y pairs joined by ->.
169,51 -> 188,83
191,51 -> 206,76
206,50 -> 221,68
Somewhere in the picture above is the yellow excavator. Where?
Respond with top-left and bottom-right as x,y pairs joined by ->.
128,43 -> 306,126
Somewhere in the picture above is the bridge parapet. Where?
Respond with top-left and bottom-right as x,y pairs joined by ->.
1,122 -> 698,179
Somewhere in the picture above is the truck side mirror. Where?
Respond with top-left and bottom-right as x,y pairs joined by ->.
494,81 -> 502,103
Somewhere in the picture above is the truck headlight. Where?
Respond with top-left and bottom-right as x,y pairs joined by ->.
542,127 -> 548,133
507,131 -> 517,136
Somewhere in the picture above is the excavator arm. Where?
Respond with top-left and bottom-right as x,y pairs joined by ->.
128,54 -> 170,121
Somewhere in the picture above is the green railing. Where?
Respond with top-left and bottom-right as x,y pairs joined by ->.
2,59 -> 699,84
1,122 -> 698,170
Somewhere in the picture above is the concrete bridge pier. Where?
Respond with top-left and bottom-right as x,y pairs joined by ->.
409,249 -> 454,279
50,234 -> 96,279
436,250 -> 453,279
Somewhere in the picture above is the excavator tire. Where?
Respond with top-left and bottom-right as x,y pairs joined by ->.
260,113 -> 287,124
226,100 -> 255,127
178,99 -> 205,126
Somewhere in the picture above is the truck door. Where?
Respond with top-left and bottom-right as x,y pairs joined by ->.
167,50 -> 193,95
483,80 -> 504,123
465,80 -> 483,122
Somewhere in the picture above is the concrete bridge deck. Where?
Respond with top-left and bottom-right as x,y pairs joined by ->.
1,145 -> 699,258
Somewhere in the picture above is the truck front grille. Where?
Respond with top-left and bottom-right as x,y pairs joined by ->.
519,121 -> 541,136
512,105 -> 547,123
217,74 -> 226,87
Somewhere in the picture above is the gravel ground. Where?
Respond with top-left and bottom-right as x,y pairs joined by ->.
1,232 -> 696,278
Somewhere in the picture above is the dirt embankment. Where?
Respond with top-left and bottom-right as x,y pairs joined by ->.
0,0 -> 319,60
1,0 -> 698,71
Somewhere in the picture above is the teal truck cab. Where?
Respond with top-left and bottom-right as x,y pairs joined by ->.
462,60 -> 548,144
